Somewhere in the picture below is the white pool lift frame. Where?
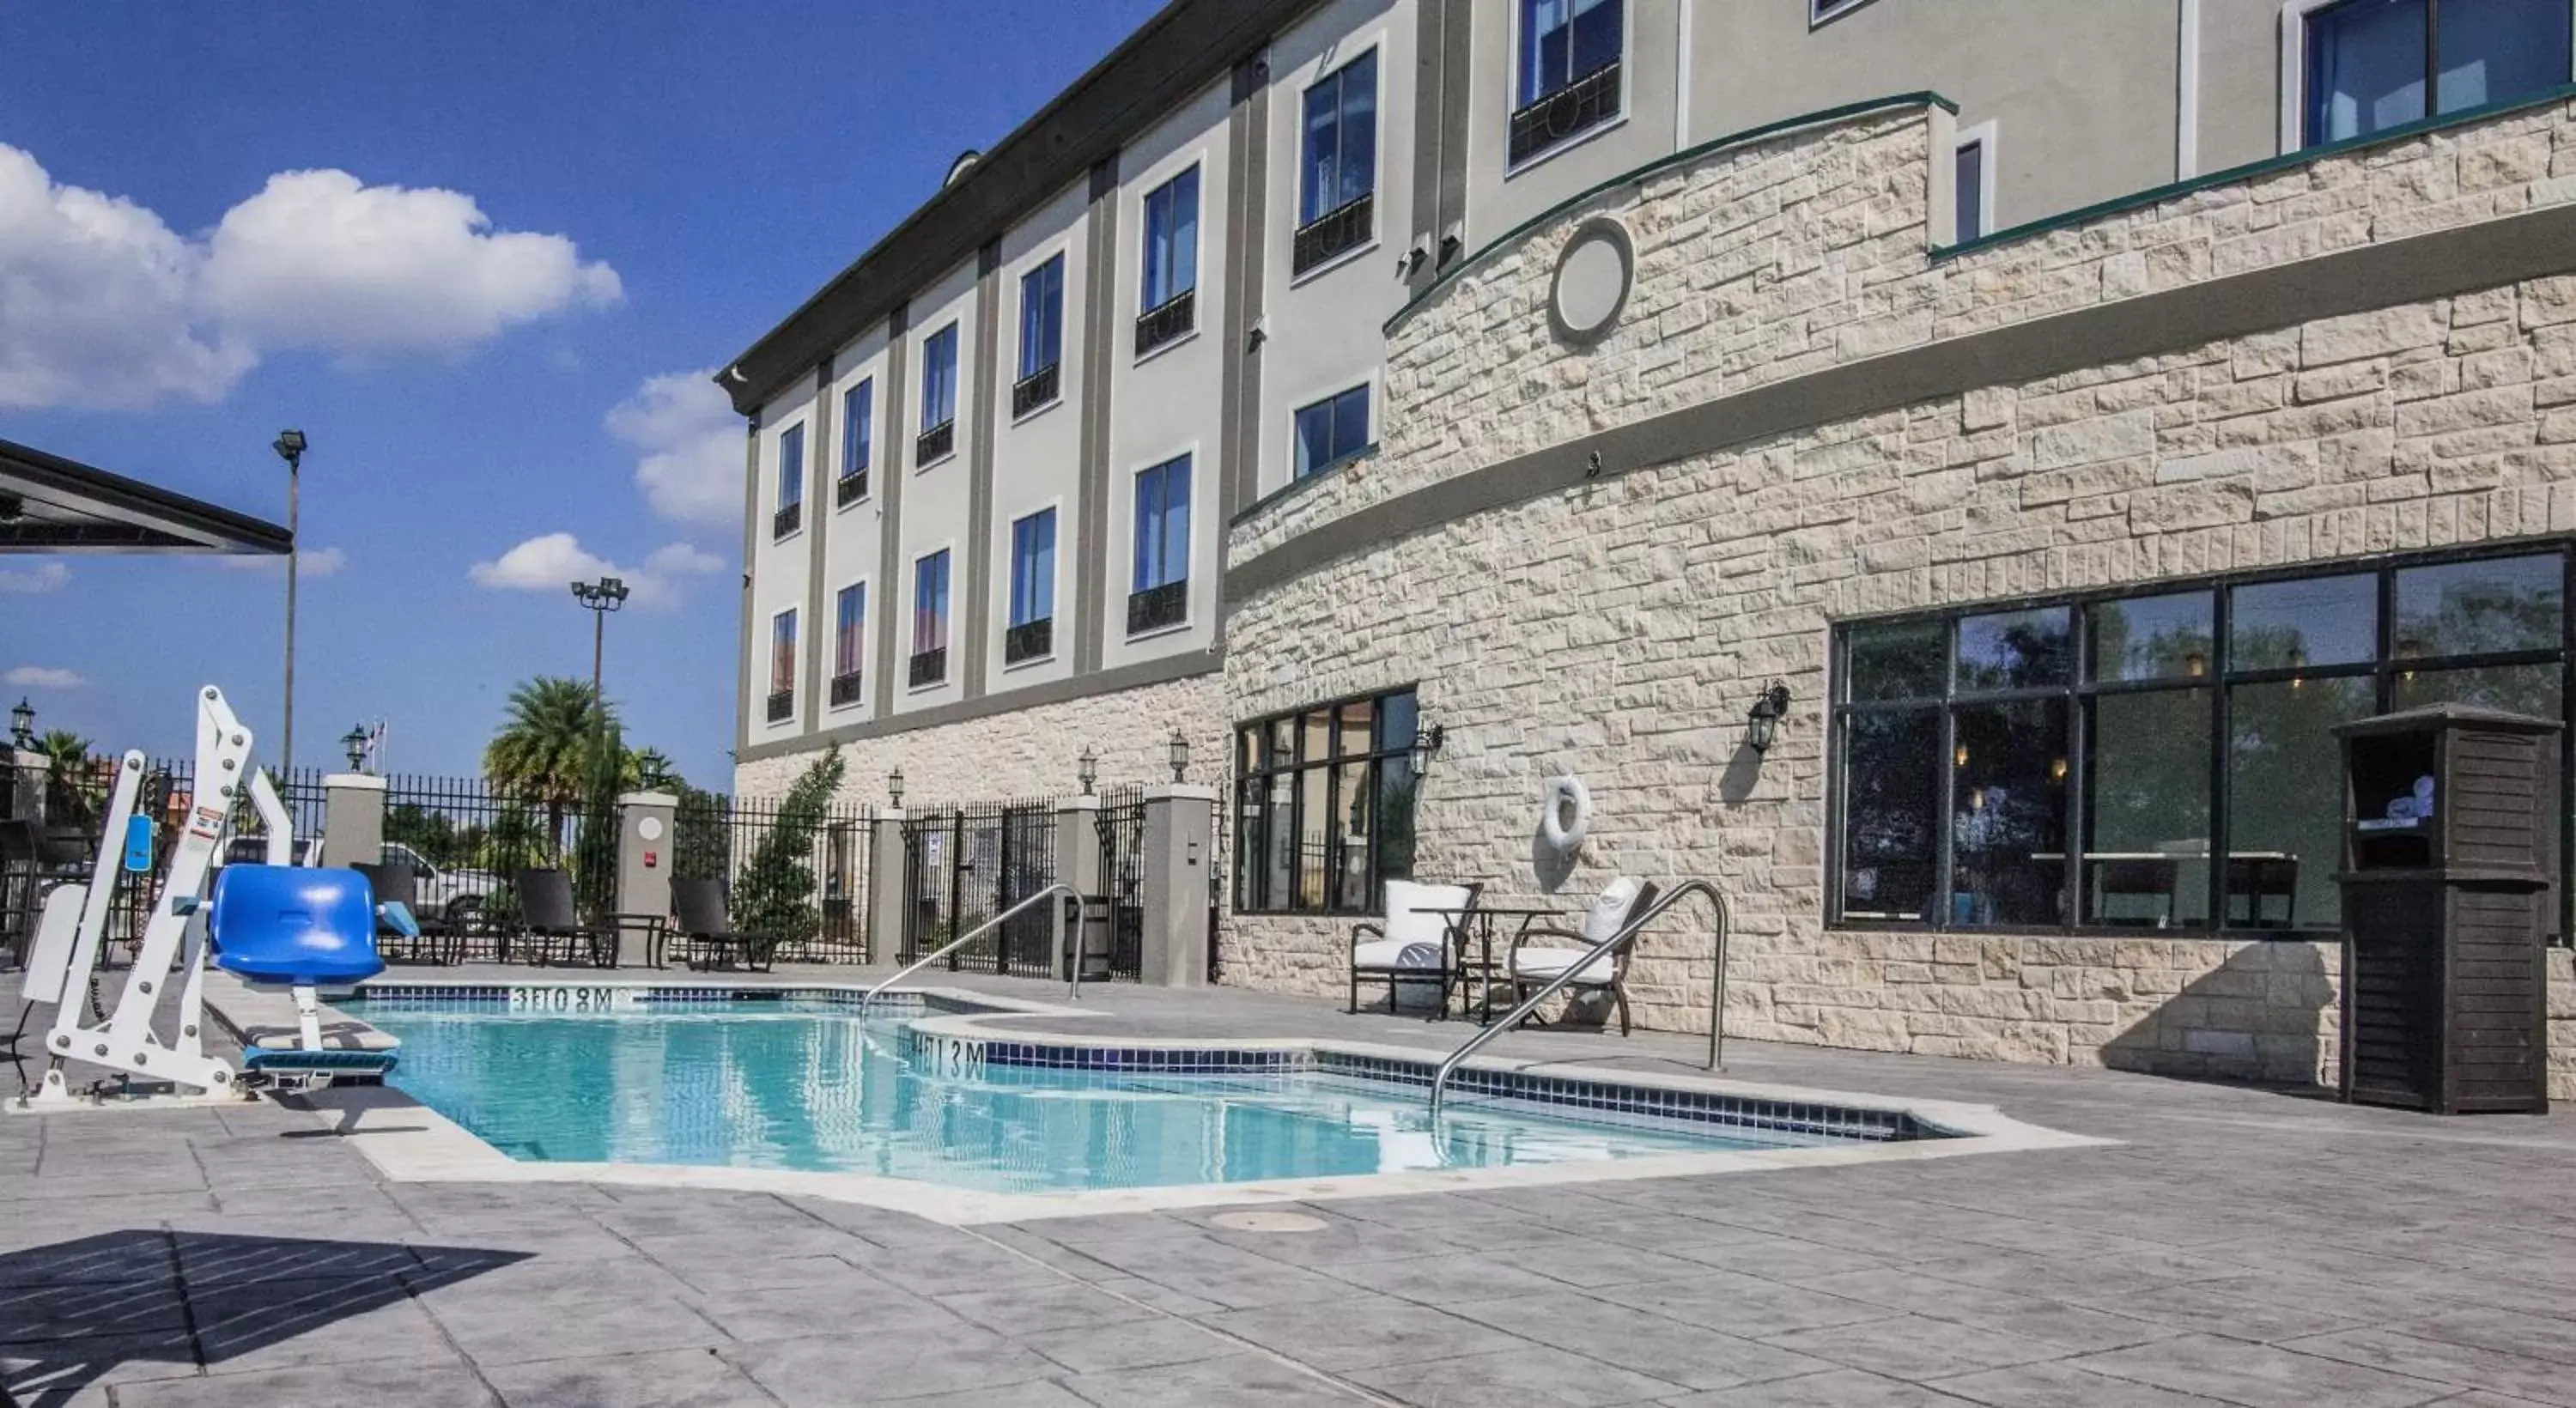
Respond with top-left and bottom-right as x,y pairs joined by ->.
14,685 -> 286,1108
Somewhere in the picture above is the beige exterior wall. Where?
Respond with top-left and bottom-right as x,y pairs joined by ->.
1223,94 -> 2576,1095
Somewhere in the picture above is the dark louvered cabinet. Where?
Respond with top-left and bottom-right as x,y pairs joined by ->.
2335,706 -> 2560,1114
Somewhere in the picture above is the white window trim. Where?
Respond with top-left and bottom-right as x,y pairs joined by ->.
775,418 -> 809,519
1126,446 -> 1199,638
1014,246 -> 1072,397
907,543 -> 958,691
1953,120 -> 1998,246
835,376 -> 877,501
915,320 -> 965,469
768,607 -> 799,713
828,577 -> 871,711
1002,496 -> 1067,669
1296,40 -> 1386,234
1504,0 -> 1634,177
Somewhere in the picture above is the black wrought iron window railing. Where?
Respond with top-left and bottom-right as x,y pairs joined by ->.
1012,363 -> 1061,418
1134,288 -> 1196,357
764,689 -> 793,724
908,647 -> 947,688
835,469 -> 868,507
1004,618 -> 1053,665
828,671 -> 864,707
1127,580 -> 1188,635
771,501 -> 802,539
1291,192 -> 1375,276
1508,59 -> 1622,167
915,420 -> 956,465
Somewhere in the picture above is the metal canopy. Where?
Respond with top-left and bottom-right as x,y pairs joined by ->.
0,436 -> 290,555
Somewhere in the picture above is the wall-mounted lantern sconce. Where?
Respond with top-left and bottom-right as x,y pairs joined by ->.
1168,729 -> 1189,784
886,766 -> 905,808
1745,682 -> 1792,754
1077,746 -> 1098,796
1409,723 -> 1447,779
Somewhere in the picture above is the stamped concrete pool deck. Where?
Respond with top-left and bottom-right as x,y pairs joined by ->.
9,964 -> 2576,1406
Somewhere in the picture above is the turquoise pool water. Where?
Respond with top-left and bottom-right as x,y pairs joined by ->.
357,998 -> 1820,1194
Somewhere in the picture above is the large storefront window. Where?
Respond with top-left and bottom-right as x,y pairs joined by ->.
1832,548 -> 2568,934
1236,689 -> 1419,914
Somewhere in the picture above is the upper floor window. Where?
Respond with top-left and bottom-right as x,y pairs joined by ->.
1129,453 -> 1191,634
1138,167 -> 1200,355
830,583 -> 866,707
2301,0 -> 2572,148
1293,385 -> 1372,478
1811,0 -> 1869,23
909,549 -> 951,687
1295,51 -> 1378,275
918,324 -> 959,464
773,423 -> 805,539
766,609 -> 797,723
838,379 -> 873,506
1015,255 -> 1066,417
1005,507 -> 1057,665
1831,549 -> 2567,938
1511,0 -> 1623,166
1953,125 -> 1993,244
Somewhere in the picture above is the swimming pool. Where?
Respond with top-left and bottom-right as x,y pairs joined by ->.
355,996 -> 1842,1195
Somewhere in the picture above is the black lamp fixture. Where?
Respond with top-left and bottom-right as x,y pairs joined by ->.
9,697 -> 33,749
340,724 -> 368,773
270,428 -> 307,469
1409,722 -> 1447,779
1168,728 -> 1190,783
1077,745 -> 1098,796
886,766 -> 905,808
1745,681 -> 1792,755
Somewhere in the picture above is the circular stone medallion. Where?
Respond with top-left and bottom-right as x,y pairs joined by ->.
1549,216 -> 1635,346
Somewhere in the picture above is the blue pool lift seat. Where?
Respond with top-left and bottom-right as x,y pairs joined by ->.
210,865 -> 388,986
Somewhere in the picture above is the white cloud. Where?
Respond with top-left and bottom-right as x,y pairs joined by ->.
0,143 -> 620,410
468,531 -> 724,610
0,561 -> 70,594
5,665 -> 86,689
608,369 -> 742,527
217,546 -> 347,577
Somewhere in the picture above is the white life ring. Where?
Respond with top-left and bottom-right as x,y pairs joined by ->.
1540,776 -> 1593,853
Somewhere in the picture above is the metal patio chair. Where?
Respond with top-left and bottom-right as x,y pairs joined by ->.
670,877 -> 776,973
1505,877 -> 1662,1037
512,867 -> 617,968
1349,880 -> 1479,1016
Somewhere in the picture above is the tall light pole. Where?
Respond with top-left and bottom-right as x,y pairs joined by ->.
271,429 -> 307,777
569,577 -> 630,780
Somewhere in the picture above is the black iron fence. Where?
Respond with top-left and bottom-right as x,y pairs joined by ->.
672,790 -> 876,962
380,771 -> 611,930
901,798 -> 1059,975
1093,786 -> 1146,980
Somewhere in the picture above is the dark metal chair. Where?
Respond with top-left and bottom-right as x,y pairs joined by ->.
670,877 -> 775,972
512,867 -> 617,967
1350,881 -> 1481,1016
349,860 -> 457,965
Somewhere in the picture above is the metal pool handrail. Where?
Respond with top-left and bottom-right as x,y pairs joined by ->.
1426,878 -> 1732,1117
860,883 -> 1084,1010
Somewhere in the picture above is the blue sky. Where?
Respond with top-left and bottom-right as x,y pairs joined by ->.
0,0 -> 1161,787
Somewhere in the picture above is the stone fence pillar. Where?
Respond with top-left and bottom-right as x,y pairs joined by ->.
614,792 -> 678,963
4,749 -> 48,825
322,773 -> 385,868
1052,795 -> 1103,983
868,810 -> 910,966
1139,785 -> 1218,989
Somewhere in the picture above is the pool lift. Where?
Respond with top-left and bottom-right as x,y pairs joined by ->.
12,684 -> 398,1110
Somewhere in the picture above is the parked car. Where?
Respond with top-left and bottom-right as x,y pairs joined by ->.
219,835 -> 325,869
378,841 -> 503,921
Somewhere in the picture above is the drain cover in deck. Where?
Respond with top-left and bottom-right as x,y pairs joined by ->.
1209,1210 -> 1327,1234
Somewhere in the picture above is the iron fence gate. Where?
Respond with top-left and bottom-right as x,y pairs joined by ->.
1091,786 -> 1146,980
671,792 -> 876,962
901,799 -> 1058,974
380,772 -> 609,939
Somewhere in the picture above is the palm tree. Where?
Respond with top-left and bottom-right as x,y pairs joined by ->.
37,728 -> 103,832
483,677 -> 619,850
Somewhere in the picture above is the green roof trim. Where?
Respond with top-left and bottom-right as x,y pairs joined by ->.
1935,82 -> 2576,262
1383,92 -> 1957,338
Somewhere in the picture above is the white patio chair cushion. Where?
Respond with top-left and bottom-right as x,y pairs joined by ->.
1511,876 -> 1643,985
1354,938 -> 1446,971
1381,880 -> 1469,950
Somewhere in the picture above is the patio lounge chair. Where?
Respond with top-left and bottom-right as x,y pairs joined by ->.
349,860 -> 453,965
1349,880 -> 1479,1016
1507,877 -> 1661,1036
670,877 -> 776,972
511,867 -> 617,967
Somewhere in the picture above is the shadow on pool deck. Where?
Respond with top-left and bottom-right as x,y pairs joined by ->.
1,1231 -> 528,1408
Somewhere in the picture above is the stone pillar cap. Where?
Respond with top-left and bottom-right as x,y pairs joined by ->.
617,791 -> 680,807
323,773 -> 387,791
1145,783 -> 1221,803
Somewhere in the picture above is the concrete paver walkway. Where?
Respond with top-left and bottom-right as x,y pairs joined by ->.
7,967 -> 2576,1405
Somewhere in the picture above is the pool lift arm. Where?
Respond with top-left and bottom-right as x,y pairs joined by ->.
16,687 -> 283,1107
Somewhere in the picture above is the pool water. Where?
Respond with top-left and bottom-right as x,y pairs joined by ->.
357,998 -> 1820,1194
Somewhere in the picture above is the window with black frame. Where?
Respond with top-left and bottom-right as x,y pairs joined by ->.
1831,549 -> 2567,935
1235,689 -> 1421,914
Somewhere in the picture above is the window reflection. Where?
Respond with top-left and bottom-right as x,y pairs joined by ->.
1840,710 -> 1941,920
1845,619 -> 1946,701
1949,701 -> 2068,925
1956,608 -> 2072,693
2082,690 -> 2210,927
2231,574 -> 2376,670
1235,688 -> 1419,914
2087,592 -> 2215,683
2394,662 -> 2564,719
2229,677 -> 2373,929
2392,554 -> 2563,658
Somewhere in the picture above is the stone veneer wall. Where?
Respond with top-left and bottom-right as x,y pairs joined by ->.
733,673 -> 1229,814
1223,97 -> 2576,1095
